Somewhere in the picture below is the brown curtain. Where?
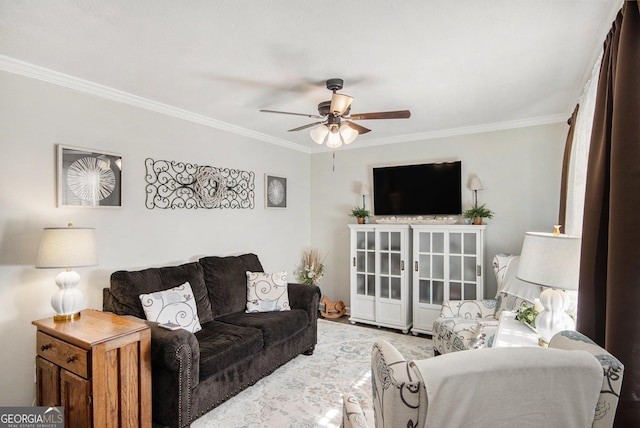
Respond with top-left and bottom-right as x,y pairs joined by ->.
558,104 -> 579,229
577,2 -> 640,425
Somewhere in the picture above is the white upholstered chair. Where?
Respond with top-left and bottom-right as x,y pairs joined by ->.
431,253 -> 540,354
342,331 -> 623,428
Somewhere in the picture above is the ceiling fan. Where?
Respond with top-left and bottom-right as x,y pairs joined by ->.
260,78 -> 411,148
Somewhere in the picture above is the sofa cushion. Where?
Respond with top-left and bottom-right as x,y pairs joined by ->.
139,282 -> 202,333
218,309 -> 309,346
196,320 -> 264,380
199,253 -> 264,318
110,262 -> 214,323
245,271 -> 290,313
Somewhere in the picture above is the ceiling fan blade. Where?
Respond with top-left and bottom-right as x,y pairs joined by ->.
349,110 -> 411,120
287,121 -> 324,132
330,93 -> 353,116
344,120 -> 371,135
260,109 -> 323,119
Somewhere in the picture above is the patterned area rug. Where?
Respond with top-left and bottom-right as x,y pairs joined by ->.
191,319 -> 433,428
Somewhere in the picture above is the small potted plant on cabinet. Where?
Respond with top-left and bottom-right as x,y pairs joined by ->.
350,207 -> 370,224
463,203 -> 494,225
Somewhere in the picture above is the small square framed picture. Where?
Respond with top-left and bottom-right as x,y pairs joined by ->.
265,174 -> 287,209
57,144 -> 122,207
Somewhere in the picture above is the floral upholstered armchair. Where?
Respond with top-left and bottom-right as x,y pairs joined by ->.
342,339 -> 425,428
432,253 -> 539,354
342,332 -> 624,428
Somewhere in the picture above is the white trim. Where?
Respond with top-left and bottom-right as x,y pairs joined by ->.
311,113 -> 569,152
0,55 -> 567,155
0,55 -> 310,154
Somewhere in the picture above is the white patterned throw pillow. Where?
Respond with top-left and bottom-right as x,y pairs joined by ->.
246,271 -> 290,313
139,282 -> 202,333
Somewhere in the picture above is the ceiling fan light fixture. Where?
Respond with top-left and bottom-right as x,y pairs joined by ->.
330,93 -> 353,116
339,123 -> 358,144
326,124 -> 343,148
310,124 -> 329,144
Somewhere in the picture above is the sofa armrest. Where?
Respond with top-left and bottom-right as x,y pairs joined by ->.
371,340 -> 426,428
287,283 -> 321,324
342,394 -> 372,428
103,287 -> 116,312
104,287 -> 200,386
148,323 -> 200,385
438,299 -> 498,320
549,331 -> 624,428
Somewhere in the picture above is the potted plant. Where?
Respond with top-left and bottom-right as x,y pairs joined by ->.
350,206 -> 370,224
463,203 -> 494,225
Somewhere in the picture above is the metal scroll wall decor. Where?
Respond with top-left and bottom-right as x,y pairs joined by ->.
145,158 -> 255,209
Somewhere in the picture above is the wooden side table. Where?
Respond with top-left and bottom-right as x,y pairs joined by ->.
33,309 -> 151,428
493,310 -> 540,348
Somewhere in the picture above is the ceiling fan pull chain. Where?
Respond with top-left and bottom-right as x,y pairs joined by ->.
332,150 -> 335,172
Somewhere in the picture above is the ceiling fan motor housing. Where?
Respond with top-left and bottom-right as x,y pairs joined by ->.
326,78 -> 344,92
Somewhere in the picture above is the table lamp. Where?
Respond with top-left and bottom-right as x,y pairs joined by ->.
359,183 -> 370,210
469,177 -> 483,206
516,228 -> 581,344
36,222 -> 98,321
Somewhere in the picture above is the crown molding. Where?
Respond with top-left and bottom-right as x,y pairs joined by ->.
0,55 -> 311,154
1,55 -> 568,156
310,113 -> 569,153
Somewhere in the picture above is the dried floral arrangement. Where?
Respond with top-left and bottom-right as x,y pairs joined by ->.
296,248 -> 325,286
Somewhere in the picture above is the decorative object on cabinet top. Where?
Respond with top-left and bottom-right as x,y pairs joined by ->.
145,158 -> 255,209
349,206 -> 370,224
375,216 -> 458,225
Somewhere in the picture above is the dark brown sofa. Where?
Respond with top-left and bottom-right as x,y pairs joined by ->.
103,253 -> 321,428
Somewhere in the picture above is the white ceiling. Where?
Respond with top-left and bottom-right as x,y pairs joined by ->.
0,0 -> 621,152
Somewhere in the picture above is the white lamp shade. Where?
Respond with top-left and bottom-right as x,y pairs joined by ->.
469,177 -> 484,191
326,125 -> 343,148
516,232 -> 581,291
36,227 -> 98,268
360,183 -> 370,196
330,93 -> 353,116
339,123 -> 358,144
310,125 -> 329,144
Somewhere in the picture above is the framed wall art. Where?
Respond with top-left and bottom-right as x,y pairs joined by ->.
265,174 -> 287,209
57,144 -> 122,207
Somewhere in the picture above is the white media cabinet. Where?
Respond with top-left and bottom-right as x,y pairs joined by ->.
348,223 -> 485,334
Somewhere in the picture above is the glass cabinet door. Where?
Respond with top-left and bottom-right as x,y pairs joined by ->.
355,230 -> 376,297
415,231 -> 445,306
448,231 -> 478,301
377,230 -> 403,301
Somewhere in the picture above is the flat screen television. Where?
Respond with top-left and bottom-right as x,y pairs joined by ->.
372,161 -> 462,216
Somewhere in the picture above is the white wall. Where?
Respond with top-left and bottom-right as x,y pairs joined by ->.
0,71 -> 311,405
310,123 -> 567,307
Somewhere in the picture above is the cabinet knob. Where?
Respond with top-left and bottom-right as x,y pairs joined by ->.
66,356 -> 76,363
415,261 -> 418,272
40,344 -> 51,352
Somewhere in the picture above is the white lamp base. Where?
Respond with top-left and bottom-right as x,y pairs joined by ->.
51,269 -> 83,321
535,288 -> 575,344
